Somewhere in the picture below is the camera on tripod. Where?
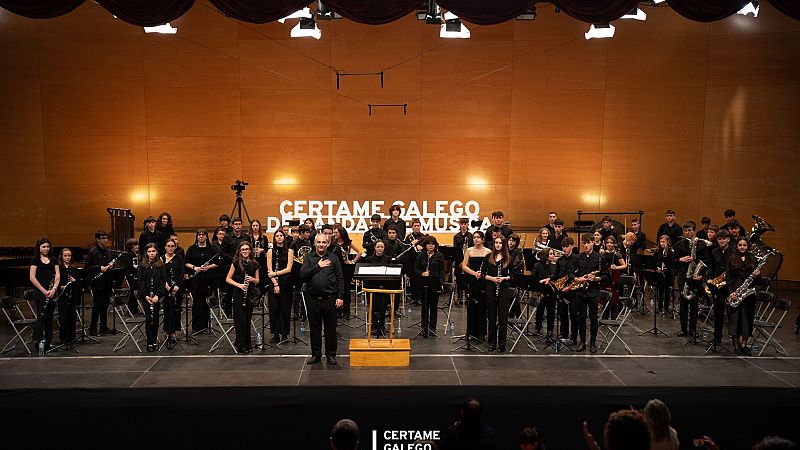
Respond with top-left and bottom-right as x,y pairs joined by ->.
231,180 -> 248,195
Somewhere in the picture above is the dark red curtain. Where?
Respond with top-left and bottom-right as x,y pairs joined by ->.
209,0 -> 311,24
325,0 -> 421,25
769,0 -> 800,21
666,0 -> 751,22
554,0 -> 641,23
97,0 -> 194,27
0,0 -> 85,19
437,0 -> 535,25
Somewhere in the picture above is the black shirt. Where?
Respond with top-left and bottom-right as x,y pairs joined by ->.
711,245 -> 734,279
86,245 -> 116,288
385,238 -> 404,260
185,243 -> 217,278
139,229 -> 163,254
211,239 -> 233,277
163,254 -> 185,288
556,250 -> 577,281
383,218 -> 407,241
574,251 -> 608,293
30,256 -> 57,291
415,251 -> 445,290
137,261 -> 166,299
269,246 -> 291,286
301,251 -> 344,299
673,237 -> 710,273
657,222 -> 683,246
453,231 -> 474,266
363,227 -> 388,257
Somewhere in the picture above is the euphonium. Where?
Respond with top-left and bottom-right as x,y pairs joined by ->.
293,245 -> 312,264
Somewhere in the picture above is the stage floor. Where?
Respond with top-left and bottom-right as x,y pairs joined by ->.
1,287 -> 798,389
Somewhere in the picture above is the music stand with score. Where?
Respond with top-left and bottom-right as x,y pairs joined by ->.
350,263 -> 410,366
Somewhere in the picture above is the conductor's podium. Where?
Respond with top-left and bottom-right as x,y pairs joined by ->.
349,263 -> 410,367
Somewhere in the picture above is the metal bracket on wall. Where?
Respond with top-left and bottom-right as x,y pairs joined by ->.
336,71 -> 384,89
368,104 -> 407,115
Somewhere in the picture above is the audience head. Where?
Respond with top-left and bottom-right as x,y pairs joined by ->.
459,398 -> 483,427
518,426 -> 545,450
754,436 -> 797,450
603,409 -> 651,450
330,419 -> 360,450
643,399 -> 672,442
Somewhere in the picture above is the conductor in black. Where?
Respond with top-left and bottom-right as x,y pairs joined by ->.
301,233 -> 345,365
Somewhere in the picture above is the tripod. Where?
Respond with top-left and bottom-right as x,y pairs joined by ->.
229,180 -> 251,223
640,272 -> 670,337
452,286 -> 482,353
286,290 -> 309,346
75,286 -> 100,345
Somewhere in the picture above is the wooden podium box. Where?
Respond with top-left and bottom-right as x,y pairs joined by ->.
349,264 -> 410,367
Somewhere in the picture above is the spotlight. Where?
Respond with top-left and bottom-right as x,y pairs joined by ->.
737,1 -> 760,17
316,1 -> 342,20
584,23 -> 615,40
516,7 -> 537,20
440,11 -> 470,39
622,7 -> 647,21
278,7 -> 312,23
144,23 -> 177,34
291,17 -> 321,39
650,0 -> 666,4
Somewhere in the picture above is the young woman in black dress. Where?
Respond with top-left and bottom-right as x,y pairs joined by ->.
266,229 -> 294,343
226,241 -> 260,353
138,243 -> 166,352
29,238 -> 59,353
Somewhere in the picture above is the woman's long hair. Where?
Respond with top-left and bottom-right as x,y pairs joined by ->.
730,236 -> 756,270
234,241 -> 258,272
33,237 -> 52,260
140,243 -> 164,269
488,236 -> 510,268
643,399 -> 672,442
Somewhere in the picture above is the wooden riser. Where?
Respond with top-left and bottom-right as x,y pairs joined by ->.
349,338 -> 411,367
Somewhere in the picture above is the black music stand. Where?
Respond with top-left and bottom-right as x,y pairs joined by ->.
452,286 -> 483,353
286,289 -> 309,346
639,270 -> 670,338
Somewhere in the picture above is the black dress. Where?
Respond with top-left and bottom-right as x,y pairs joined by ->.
484,256 -> 514,349
230,260 -> 259,352
727,254 -> 757,337
267,246 -> 292,340
185,243 -> 217,332
137,261 -> 167,347
30,256 -> 57,347
466,252 -> 489,339
162,254 -> 185,334
57,264 -> 81,344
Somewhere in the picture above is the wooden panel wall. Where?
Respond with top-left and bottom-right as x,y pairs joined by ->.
1,1 -> 799,278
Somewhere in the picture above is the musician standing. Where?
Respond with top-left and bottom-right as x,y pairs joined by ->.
654,235 -> 675,315
86,230 -> 115,335
556,237 -> 578,344
266,229 -> 294,343
696,216 -> 712,240
721,209 -> 747,237
544,211 -> 558,236
121,238 -> 141,315
657,210 -> 683,247
551,218 -> 568,249
138,216 -> 162,255
673,221 -> 710,337
301,234 -> 345,365
572,235 -> 608,353
138,243 -> 166,352
29,238 -> 59,353
489,210 -> 513,238
483,236 -> 514,351
226,241 -> 259,353
57,248 -> 79,347
598,216 -> 618,241
384,225 -> 404,260
185,229 -> 218,334
709,230 -> 733,345
727,236 -> 761,355
533,248 -> 557,340
156,212 -> 175,251
453,218 -> 474,306
383,204 -> 407,240
415,236 -> 445,338
212,227 -> 234,316
404,219 -> 426,305
162,239 -> 184,347
363,214 -> 388,257
461,231 -> 491,342
227,217 -> 249,247
332,224 -> 361,320
364,240 -> 391,337
628,219 -> 647,272
250,219 -> 268,294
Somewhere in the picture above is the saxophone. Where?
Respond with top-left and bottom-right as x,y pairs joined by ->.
682,238 -> 706,301
566,270 -> 599,291
552,275 -> 569,290
727,253 -> 772,308
707,272 -> 726,289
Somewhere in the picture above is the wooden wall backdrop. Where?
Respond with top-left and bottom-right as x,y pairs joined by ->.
1,1 -> 799,278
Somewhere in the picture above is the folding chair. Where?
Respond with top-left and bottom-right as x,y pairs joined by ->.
111,290 -> 146,352
598,295 -> 635,354
208,292 -> 237,353
752,295 -> 791,357
507,289 -> 539,353
1,296 -> 36,354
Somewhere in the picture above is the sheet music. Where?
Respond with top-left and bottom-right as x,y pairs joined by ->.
358,266 -> 386,275
386,266 -> 402,275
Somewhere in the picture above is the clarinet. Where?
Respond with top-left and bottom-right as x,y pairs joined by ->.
241,262 -> 251,307
496,260 -> 502,298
